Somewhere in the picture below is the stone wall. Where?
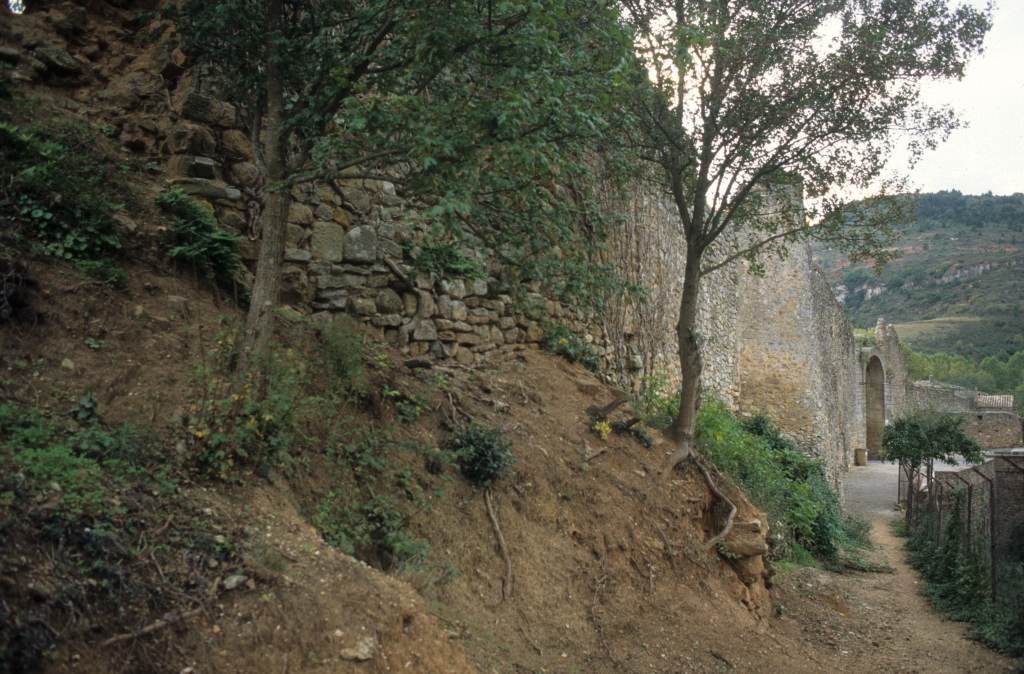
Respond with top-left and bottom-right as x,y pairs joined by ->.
734,242 -> 862,484
162,73 -> 897,488
964,412 -> 1023,450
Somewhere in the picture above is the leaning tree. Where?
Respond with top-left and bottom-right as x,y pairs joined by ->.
179,0 -> 636,367
618,0 -> 991,471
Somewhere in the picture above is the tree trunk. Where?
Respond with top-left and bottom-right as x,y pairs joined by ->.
243,0 -> 288,366
664,245 -> 704,472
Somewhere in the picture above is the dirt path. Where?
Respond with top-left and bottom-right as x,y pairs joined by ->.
771,462 -> 1017,673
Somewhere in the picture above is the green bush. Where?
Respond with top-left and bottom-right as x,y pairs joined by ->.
409,238 -> 484,279
0,121 -> 123,270
696,402 -> 868,562
156,189 -> 242,293
634,371 -> 680,429
320,315 -> 370,399
449,423 -> 513,487
313,431 -> 443,570
185,336 -> 307,479
0,401 -> 133,521
902,492 -> 1024,656
541,323 -> 601,372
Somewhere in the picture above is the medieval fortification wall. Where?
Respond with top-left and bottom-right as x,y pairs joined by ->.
146,67 -> 1018,485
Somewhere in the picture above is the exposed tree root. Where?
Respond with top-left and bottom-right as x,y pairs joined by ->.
661,445 -> 738,553
485,489 -> 513,601
101,608 -> 202,647
692,455 -> 737,551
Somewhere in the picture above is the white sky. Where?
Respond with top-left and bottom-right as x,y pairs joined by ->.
895,0 -> 1024,196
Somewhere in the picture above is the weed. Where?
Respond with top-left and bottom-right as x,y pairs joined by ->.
541,323 -> 601,372
591,419 -> 611,440
321,315 -> 370,399
314,430 -> 446,570
185,334 -> 307,479
156,189 -> 243,295
0,121 -> 124,271
449,423 -> 513,487
408,238 -> 484,279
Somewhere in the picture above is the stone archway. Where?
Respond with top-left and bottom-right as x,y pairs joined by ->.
865,356 -> 885,459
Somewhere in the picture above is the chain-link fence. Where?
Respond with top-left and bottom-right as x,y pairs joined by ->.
899,455 -> 1024,601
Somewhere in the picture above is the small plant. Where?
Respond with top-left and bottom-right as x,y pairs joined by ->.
156,189 -> 242,293
184,335 -> 306,479
1,121 -> 124,269
314,430 -> 445,570
634,371 -> 680,429
541,323 -> 601,372
321,315 -> 370,399
408,237 -> 484,279
591,419 -> 611,440
449,423 -> 513,487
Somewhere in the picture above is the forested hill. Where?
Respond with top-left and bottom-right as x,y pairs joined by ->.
813,191 -> 1024,360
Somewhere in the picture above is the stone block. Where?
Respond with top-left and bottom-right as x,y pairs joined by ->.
468,279 -> 488,296
288,202 -> 315,225
287,224 -> 307,246
371,314 -> 403,327
351,297 -> 376,315
439,279 -> 467,299
437,295 -> 453,320
416,292 -> 436,318
453,321 -> 474,332
437,331 -> 457,342
311,221 -> 346,262
402,293 -> 418,317
314,203 -> 334,221
221,129 -> 254,161
190,156 -> 218,180
284,248 -> 311,263
412,320 -> 438,341
375,288 -> 403,314
167,122 -> 216,155
229,161 -> 261,188
450,300 -> 468,322
181,91 -> 237,127
343,226 -> 378,262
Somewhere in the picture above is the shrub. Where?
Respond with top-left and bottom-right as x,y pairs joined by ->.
409,238 -> 484,279
696,402 -> 868,562
184,335 -> 307,479
449,423 -> 513,487
313,431 -> 443,570
320,315 -> 370,399
541,323 -> 601,372
634,371 -> 680,429
0,121 -> 123,269
156,189 -> 242,293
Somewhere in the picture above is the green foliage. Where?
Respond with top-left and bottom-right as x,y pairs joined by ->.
0,401 -> 137,521
633,371 -> 681,430
696,402 -> 868,563
902,491 -> 1024,656
449,423 -> 513,488
881,411 -> 983,471
905,346 -> 1024,415
156,189 -> 242,293
185,334 -> 307,479
815,191 -> 1024,360
313,431 -> 445,569
409,237 -> 484,279
541,323 -> 601,372
179,0 -> 639,312
320,315 -> 370,399
0,121 -> 124,273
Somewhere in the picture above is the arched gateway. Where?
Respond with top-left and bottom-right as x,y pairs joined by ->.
865,355 -> 886,459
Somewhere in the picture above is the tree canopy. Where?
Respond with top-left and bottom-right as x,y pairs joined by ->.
616,0 -> 990,469
179,0 -> 639,358
882,411 -> 983,471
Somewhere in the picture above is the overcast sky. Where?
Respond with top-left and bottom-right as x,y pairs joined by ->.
896,1 -> 1024,196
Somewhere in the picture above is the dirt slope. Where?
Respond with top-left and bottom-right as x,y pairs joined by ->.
3,4 -> 1021,674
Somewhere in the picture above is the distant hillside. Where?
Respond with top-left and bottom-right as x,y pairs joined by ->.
813,191 -> 1024,359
